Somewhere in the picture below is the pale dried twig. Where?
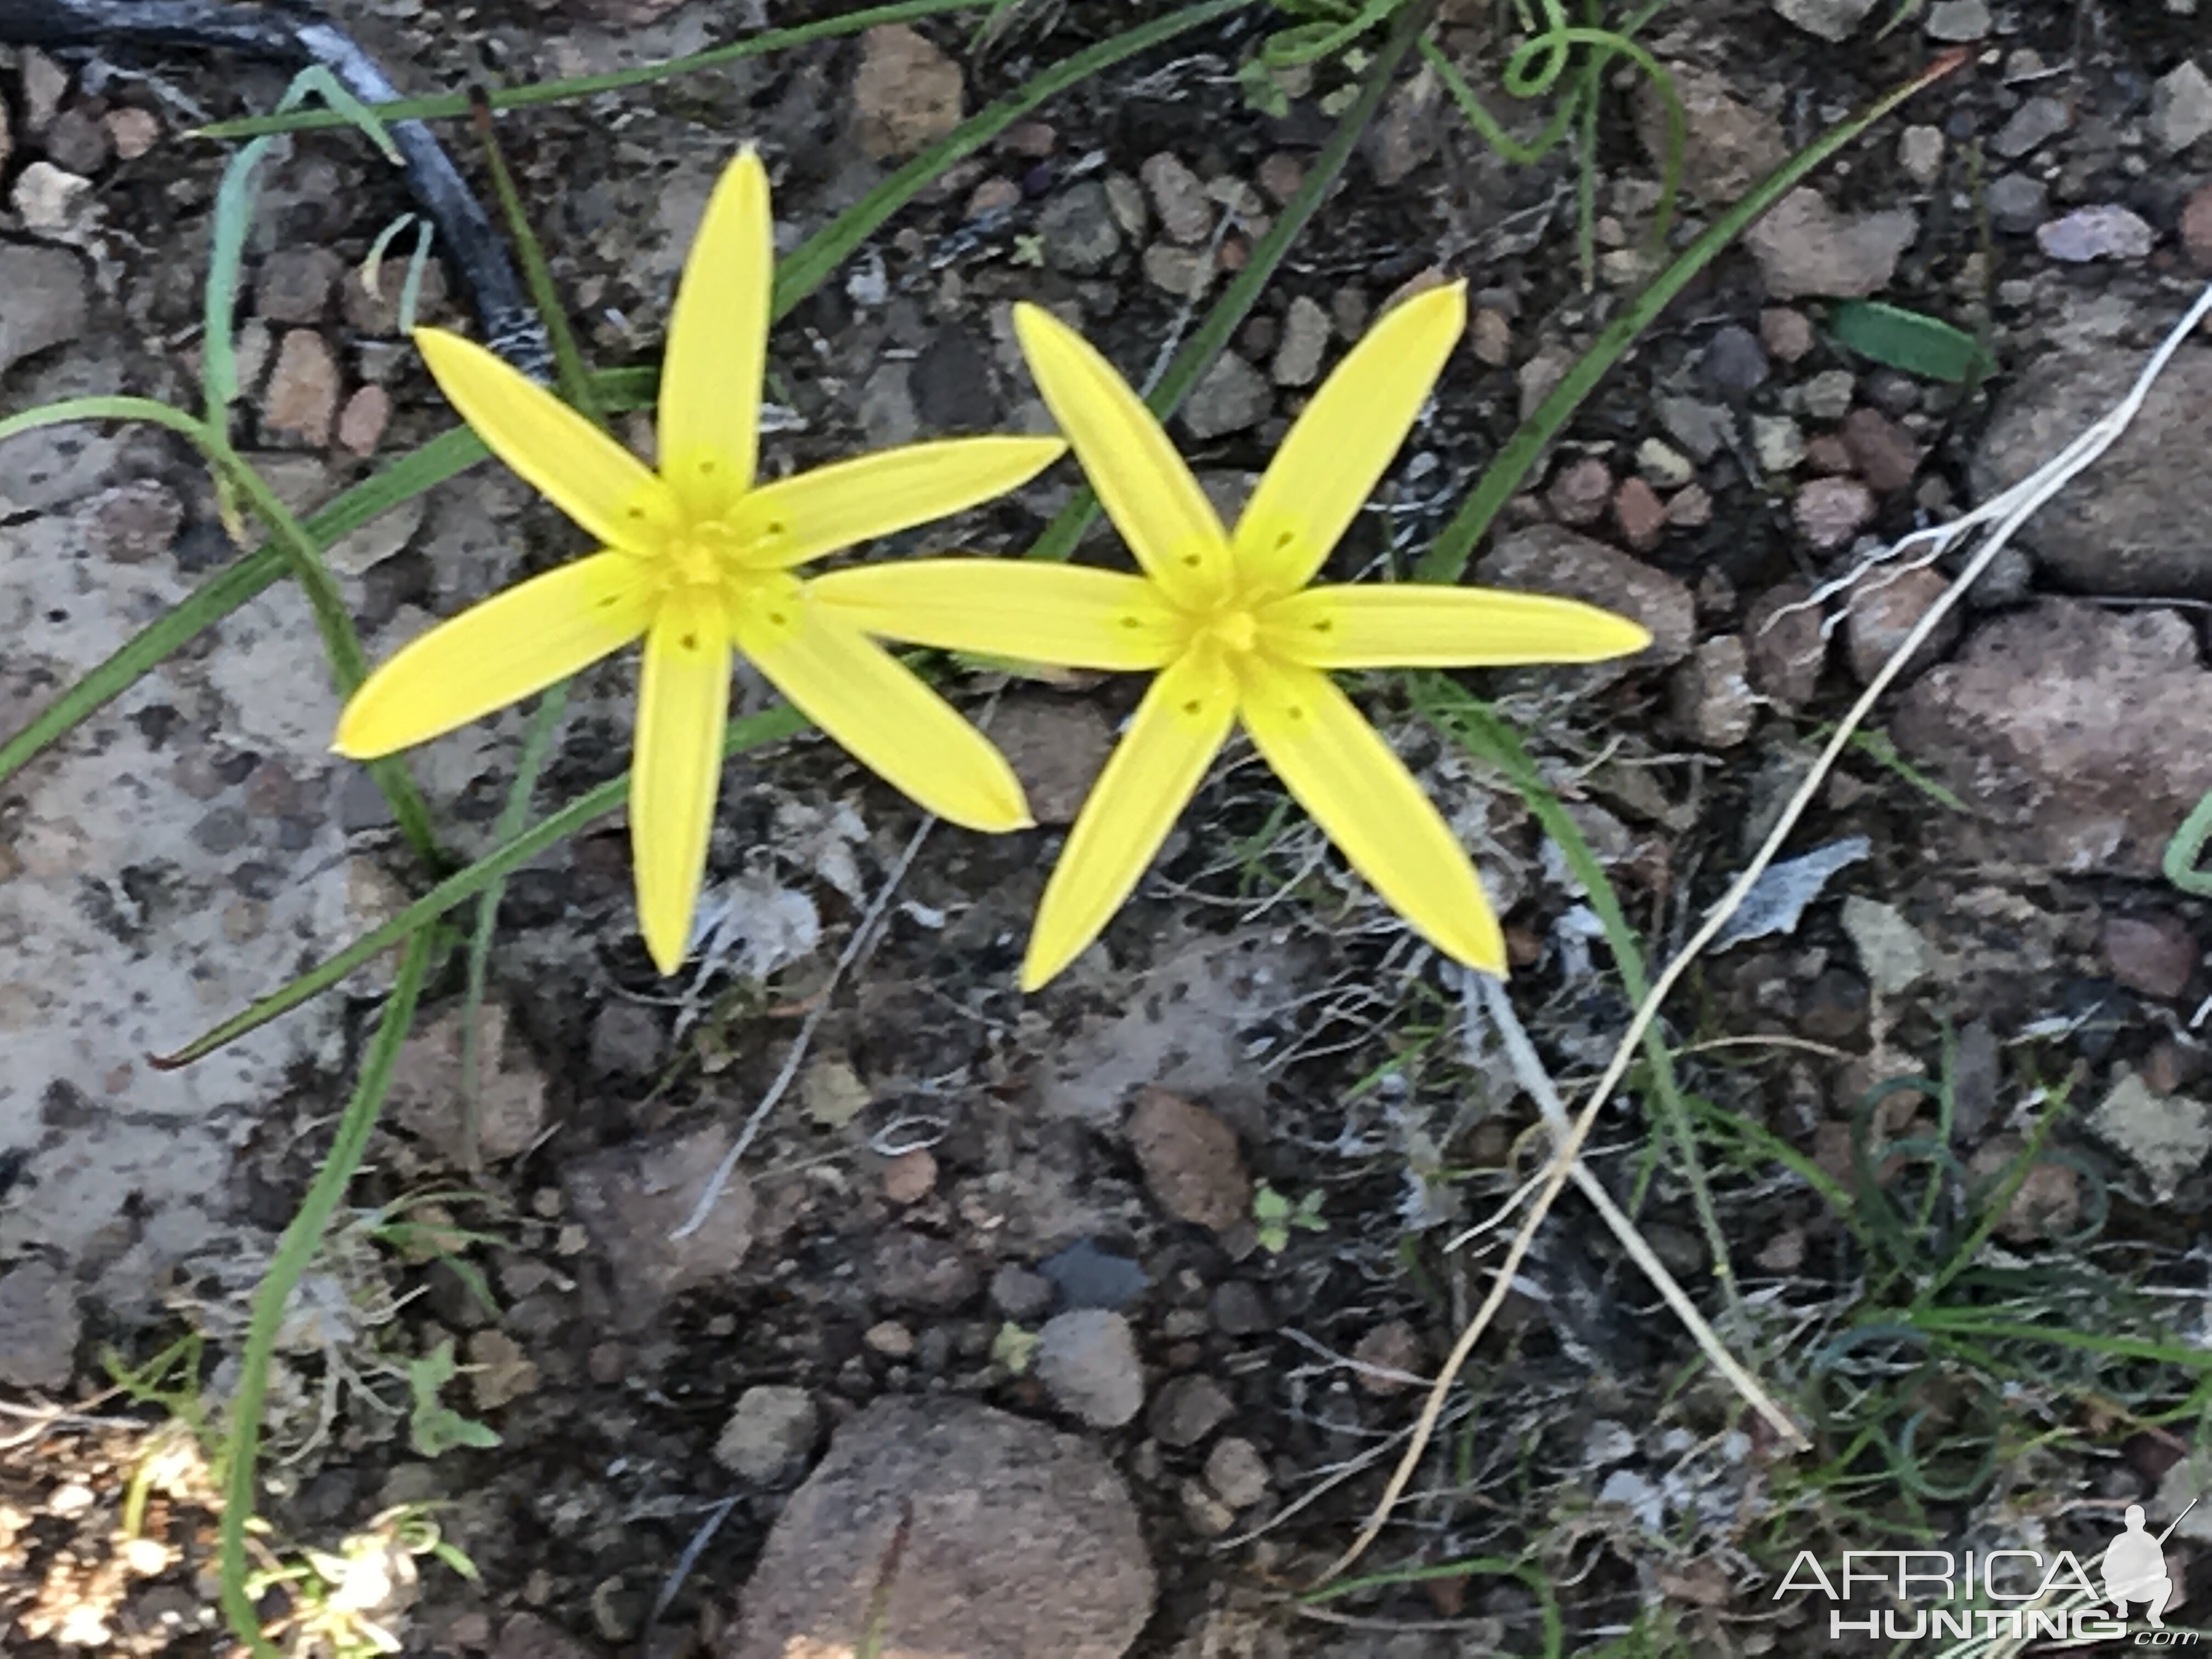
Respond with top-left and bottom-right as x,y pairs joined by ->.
1322,280 -> 2212,1582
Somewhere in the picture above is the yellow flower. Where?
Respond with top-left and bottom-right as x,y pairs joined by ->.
814,283 -> 1651,990
334,150 -> 1065,973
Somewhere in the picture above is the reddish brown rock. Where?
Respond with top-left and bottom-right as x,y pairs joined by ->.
1125,1088 -> 1250,1232
1893,601 -> 2212,875
1613,476 -> 1667,551
1843,565 -> 1959,685
1743,581 -> 1826,706
1842,407 -> 1924,493
1545,454 -> 1613,526
1792,476 -> 1875,551
2101,913 -> 2200,1000
1479,526 -> 1696,666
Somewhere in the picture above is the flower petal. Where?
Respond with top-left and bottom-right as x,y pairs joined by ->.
332,551 -> 651,758
1260,584 -> 1652,668
1012,303 -> 1232,606
659,149 -> 772,492
1023,647 -> 1236,991
1239,659 -> 1505,974
730,437 -> 1067,569
810,560 -> 1181,670
738,594 -> 1031,832
631,591 -> 732,975
1233,282 -> 1466,594
415,328 -> 670,550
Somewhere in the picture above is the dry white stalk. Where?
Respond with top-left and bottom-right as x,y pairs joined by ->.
1324,278 -> 2212,1583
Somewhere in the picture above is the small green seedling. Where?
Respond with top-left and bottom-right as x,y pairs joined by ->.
1253,1181 -> 1327,1253
991,1322 -> 1042,1375
404,1341 -> 500,1459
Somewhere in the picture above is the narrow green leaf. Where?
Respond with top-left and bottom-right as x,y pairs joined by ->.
195,0 -> 996,138
1829,298 -> 1994,383
153,705 -> 810,1068
2166,790 -> 2212,897
217,928 -> 436,1659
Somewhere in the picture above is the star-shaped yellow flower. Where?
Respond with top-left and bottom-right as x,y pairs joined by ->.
334,151 -> 1065,972
814,283 -> 1651,990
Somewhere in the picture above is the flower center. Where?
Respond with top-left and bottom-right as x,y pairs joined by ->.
1205,608 -> 1259,655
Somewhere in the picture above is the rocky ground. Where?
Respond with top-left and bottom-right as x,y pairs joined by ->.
3,0 -> 2212,1654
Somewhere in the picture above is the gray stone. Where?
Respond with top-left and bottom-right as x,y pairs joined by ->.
726,1397 -> 1154,1659
2090,1073 -> 2212,1202
1743,588 -> 1831,712
561,1124 -> 755,1329
1923,0 -> 1991,39
1203,1437 -> 1269,1509
0,244 -> 88,379
0,1259 -> 80,1390
855,359 -> 919,447
1479,526 -> 1696,665
1039,1239 -> 1149,1310
1036,1308 -> 1144,1427
43,107 -> 110,176
1770,0 -> 1876,40
1893,601 -> 2212,876
385,1002 -> 549,1165
1139,153 -> 1212,245
255,247 -> 345,325
1746,189 -> 1916,300
990,1262 -> 1053,1321
1637,66 -> 1784,202
1982,176 -> 2044,236
1989,95 -> 2069,162
13,161 -> 92,234
1670,637 -> 1757,748
714,1386 -> 820,1482
1841,897 -> 1935,996
1040,181 -> 1124,275
1971,347 -> 2212,597
2035,205 -> 2155,263
990,696 -> 1115,826
2151,61 -> 2212,154
1272,294 -> 1330,388
2101,914 -> 2200,1001
873,1228 -> 979,1312
1178,353 -> 1271,440
1843,565 -> 1957,684
588,999 -> 662,1079
1654,394 -> 1736,464
1148,1374 -> 1233,1448
1699,323 -> 1769,397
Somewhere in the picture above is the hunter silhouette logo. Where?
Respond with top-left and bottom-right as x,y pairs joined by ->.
2105,1499 -> 2195,1628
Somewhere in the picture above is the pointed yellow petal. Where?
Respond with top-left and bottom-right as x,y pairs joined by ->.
809,560 -> 1181,670
1022,647 -> 1236,991
1234,283 -> 1466,594
730,437 -> 1067,568
738,594 -> 1031,832
1239,660 -> 1505,974
1012,303 -> 1232,606
333,551 -> 651,758
1260,583 -> 1652,668
631,592 -> 732,975
659,149 -> 772,490
415,328 -> 671,550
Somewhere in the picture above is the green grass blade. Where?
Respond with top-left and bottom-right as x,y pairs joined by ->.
195,0 -> 998,138
1026,0 -> 1438,566
1415,48 -> 1967,583
215,927 -> 436,1659
1413,674 -> 1737,1312
153,704 -> 810,1069
2166,789 -> 2212,896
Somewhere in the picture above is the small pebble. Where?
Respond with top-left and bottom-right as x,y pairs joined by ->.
106,108 -> 161,160
1759,307 -> 1815,363
1666,483 -> 1713,528
881,1148 -> 938,1205
1751,414 -> 1805,474
1799,369 -> 1856,422
1545,455 -> 1613,525
335,385 -> 391,456
1352,1318 -> 1424,1395
1792,476 -> 1876,552
1204,1437 -> 1271,1509
864,1319 -> 916,1357
1613,477 -> 1666,551
2036,204 -> 2155,263
1635,437 -> 1694,489
1256,151 -> 1304,205
1035,1308 -> 1144,1429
